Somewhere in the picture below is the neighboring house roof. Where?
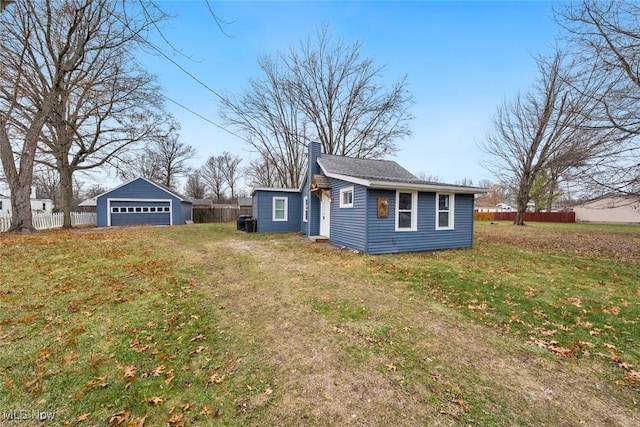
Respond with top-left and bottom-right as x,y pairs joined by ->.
317,154 -> 487,194
575,193 -> 640,207
475,201 -> 497,208
95,177 -> 192,203
191,199 -> 238,209
78,197 -> 97,207
237,197 -> 253,207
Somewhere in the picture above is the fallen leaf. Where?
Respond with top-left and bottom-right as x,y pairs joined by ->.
166,413 -> 183,425
190,334 -> 205,342
624,370 -> 640,386
74,413 -> 90,424
145,396 -> 163,405
150,365 -> 165,377
602,306 -> 620,315
189,346 -> 205,355
108,410 -> 130,425
207,373 -> 225,385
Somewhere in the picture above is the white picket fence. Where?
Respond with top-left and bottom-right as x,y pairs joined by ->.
0,212 -> 96,232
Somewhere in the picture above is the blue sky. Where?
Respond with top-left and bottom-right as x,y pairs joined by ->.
135,0 -> 561,191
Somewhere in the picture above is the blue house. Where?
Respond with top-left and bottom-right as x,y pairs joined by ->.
96,177 -> 193,227
252,142 -> 486,254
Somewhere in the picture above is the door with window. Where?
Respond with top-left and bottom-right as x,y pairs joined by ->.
320,192 -> 331,237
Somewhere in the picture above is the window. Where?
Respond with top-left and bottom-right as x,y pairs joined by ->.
395,191 -> 417,231
42,203 -> 46,211
273,197 -> 288,221
303,196 -> 309,222
163,207 -> 170,212
142,207 -> 149,212
111,207 -> 119,213
436,193 -> 455,229
340,186 -> 354,208
150,207 -> 156,212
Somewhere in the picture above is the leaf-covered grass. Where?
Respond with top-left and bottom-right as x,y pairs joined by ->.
0,222 -> 638,426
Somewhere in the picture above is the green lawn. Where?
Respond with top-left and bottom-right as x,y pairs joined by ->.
0,222 -> 638,426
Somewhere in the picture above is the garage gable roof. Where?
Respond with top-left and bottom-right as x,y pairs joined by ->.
97,177 -> 192,203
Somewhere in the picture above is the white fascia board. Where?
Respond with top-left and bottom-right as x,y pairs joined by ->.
321,171 -> 371,187
369,181 -> 489,194
251,187 -> 300,196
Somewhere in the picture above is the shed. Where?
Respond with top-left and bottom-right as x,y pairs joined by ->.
96,177 -> 193,227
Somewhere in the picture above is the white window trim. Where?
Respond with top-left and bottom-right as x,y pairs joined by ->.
339,186 -> 354,208
395,190 -> 417,232
273,196 -> 288,222
436,193 -> 455,230
303,196 -> 309,222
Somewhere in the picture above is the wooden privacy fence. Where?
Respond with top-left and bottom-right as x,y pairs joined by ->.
193,207 -> 252,223
0,212 -> 96,232
474,211 -> 575,223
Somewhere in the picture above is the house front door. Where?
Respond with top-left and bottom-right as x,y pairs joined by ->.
320,192 -> 330,237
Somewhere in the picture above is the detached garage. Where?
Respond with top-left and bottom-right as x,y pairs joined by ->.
96,177 -> 193,227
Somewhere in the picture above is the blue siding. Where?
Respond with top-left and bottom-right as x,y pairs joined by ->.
327,179 -> 367,252
96,178 -> 192,227
181,201 -> 193,222
253,190 -> 301,233
365,190 -> 475,255
303,142 -> 322,236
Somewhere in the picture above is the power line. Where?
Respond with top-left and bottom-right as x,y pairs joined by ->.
161,93 -> 248,143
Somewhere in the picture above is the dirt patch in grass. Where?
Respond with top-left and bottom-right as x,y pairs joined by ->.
188,233 -> 638,426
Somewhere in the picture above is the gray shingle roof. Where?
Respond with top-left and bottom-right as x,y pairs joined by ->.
317,154 -> 419,182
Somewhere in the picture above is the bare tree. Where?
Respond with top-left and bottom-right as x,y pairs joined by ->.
244,157 -> 280,188
476,180 -> 508,206
219,57 -> 306,188
200,155 -> 227,201
119,120 -> 197,189
0,0 -> 168,230
219,25 -> 414,187
556,1 -> 640,196
414,172 -> 442,183
33,167 -> 60,210
481,49 -> 610,225
219,151 -> 242,200
183,172 -> 207,199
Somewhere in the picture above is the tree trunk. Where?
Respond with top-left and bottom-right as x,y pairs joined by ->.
0,116 -> 37,232
59,165 -> 73,228
514,188 -> 530,226
7,178 -> 34,232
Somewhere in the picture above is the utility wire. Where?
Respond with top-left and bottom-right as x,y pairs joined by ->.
161,93 -> 248,143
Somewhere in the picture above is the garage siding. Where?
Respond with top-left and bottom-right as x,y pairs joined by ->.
96,178 -> 193,227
